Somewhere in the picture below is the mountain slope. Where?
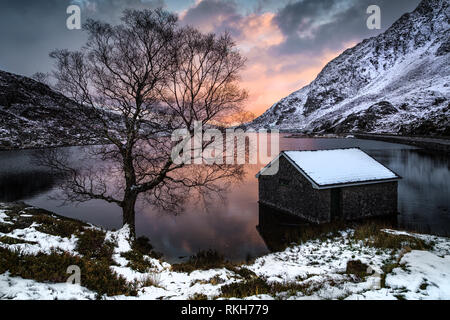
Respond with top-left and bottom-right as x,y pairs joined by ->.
250,0 -> 449,135
0,70 -> 102,149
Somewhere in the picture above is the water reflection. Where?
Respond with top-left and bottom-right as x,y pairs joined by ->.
0,149 -> 61,202
133,166 -> 268,262
0,170 -> 57,202
0,137 -> 449,261
257,204 -> 399,253
257,204 -> 309,252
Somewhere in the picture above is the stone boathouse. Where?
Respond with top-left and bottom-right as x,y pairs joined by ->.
256,148 -> 401,223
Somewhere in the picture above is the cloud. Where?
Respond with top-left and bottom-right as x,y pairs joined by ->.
178,0 -> 422,115
178,0 -> 354,114
0,0 -> 422,116
0,0 -> 165,76
271,0 -> 421,55
0,0 -> 82,76
74,0 -> 166,23
180,0 -> 241,33
240,42 -> 355,115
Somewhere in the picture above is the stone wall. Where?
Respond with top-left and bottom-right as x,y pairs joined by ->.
341,181 -> 398,220
258,156 -> 331,223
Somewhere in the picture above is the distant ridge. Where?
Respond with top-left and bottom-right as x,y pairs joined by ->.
0,70 -> 100,149
249,0 -> 449,136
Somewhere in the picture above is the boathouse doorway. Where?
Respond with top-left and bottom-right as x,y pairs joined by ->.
330,188 -> 342,221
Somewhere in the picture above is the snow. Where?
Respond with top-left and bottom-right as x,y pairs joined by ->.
385,250 -> 450,299
105,225 -> 135,268
0,210 -> 13,225
1,212 -> 450,300
0,273 -> 96,300
0,222 -> 78,255
105,225 -> 132,253
346,250 -> 450,300
104,225 -> 233,300
115,268 -> 237,300
111,227 -> 450,301
283,148 -> 399,187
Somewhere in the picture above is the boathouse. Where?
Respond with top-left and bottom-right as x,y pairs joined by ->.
256,148 -> 401,223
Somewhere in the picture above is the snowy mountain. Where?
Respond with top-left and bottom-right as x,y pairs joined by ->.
249,0 -> 449,136
0,70 -> 102,149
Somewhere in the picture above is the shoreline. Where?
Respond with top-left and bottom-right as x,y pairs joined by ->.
353,133 -> 450,153
0,141 -> 108,152
1,202 -> 450,300
282,132 -> 450,153
2,133 -> 449,153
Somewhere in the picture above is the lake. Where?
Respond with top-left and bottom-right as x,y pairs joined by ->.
0,137 -> 449,262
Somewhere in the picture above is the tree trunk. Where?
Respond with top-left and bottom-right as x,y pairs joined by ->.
122,193 -> 137,239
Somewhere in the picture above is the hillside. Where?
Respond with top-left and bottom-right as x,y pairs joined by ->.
0,70 -> 104,149
249,0 -> 449,136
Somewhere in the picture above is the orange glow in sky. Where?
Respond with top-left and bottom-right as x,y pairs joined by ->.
240,50 -> 345,116
179,6 -> 359,118
228,12 -> 356,116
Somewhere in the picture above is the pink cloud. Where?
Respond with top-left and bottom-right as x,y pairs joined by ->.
180,2 -> 356,117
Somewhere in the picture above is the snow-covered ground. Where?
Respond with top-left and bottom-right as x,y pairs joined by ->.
1,206 -> 450,300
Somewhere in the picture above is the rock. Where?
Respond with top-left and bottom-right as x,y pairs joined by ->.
346,260 -> 370,278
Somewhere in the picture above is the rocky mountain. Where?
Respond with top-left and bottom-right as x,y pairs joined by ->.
249,0 -> 449,136
0,70 -> 102,149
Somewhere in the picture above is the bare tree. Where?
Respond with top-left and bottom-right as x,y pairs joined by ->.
46,9 -> 247,238
159,27 -> 247,128
31,72 -> 51,87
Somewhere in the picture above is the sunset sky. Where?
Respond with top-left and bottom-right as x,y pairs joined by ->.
0,0 -> 421,116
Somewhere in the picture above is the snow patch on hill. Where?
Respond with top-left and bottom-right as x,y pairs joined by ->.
0,70 -> 103,149
249,0 -> 449,135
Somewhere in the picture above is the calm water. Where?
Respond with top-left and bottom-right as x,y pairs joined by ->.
0,137 -> 449,262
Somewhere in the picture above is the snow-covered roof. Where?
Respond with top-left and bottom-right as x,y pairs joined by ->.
256,148 -> 400,189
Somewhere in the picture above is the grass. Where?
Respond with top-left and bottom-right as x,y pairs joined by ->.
269,218 -> 434,253
219,277 -> 313,299
118,236 -> 162,273
1,203 -> 88,238
171,249 -> 260,280
188,293 -> 208,300
220,277 -> 271,298
0,223 -> 14,234
353,223 -> 432,250
132,236 -> 163,259
232,267 -> 258,280
208,274 -> 226,285
0,202 -> 442,299
0,247 -> 136,297
120,250 -> 154,273
33,214 -> 84,238
295,221 -> 348,243
0,203 -> 136,297
137,273 -> 162,288
0,203 -> 174,297
172,249 -> 234,273
76,229 -> 115,263
190,274 -> 226,287
419,281 -> 429,291
0,235 -> 37,245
